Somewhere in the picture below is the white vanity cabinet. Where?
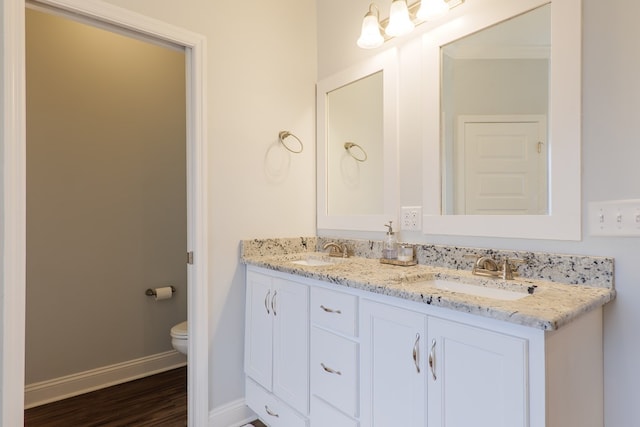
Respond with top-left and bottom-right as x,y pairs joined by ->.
245,266 -> 604,427
360,298 -> 526,427
359,297 -> 602,427
244,269 -> 310,426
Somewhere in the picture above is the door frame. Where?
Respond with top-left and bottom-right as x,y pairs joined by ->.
1,1 -> 209,425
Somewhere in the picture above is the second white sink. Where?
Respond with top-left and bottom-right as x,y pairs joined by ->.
291,258 -> 335,267
426,279 -> 530,301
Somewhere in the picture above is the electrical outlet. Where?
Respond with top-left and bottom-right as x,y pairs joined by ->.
400,206 -> 422,231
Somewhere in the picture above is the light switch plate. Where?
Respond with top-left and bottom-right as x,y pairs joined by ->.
588,199 -> 640,236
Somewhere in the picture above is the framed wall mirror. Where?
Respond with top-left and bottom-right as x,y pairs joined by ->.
317,50 -> 399,231
422,0 -> 581,240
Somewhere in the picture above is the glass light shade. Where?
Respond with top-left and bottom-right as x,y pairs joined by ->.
417,0 -> 449,21
357,13 -> 384,49
385,0 -> 415,37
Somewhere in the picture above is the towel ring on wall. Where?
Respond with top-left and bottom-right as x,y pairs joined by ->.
279,131 -> 303,153
344,142 -> 368,162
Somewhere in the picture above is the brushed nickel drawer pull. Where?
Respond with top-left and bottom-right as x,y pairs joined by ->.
264,290 -> 271,315
271,290 -> 278,316
320,305 -> 342,314
429,338 -> 437,381
265,405 -> 280,418
321,362 -> 342,375
413,333 -> 421,373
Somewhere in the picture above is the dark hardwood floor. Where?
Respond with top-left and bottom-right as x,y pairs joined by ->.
25,366 -> 267,426
25,367 -> 188,427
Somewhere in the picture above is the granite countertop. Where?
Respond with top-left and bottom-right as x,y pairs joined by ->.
242,251 -> 616,331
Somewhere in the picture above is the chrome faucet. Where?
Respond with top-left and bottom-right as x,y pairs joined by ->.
467,255 -> 524,280
323,242 -> 349,258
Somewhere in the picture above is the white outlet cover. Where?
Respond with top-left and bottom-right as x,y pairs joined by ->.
400,206 -> 422,231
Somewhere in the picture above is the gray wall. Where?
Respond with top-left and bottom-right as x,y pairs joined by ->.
318,0 -> 640,425
25,8 -> 187,384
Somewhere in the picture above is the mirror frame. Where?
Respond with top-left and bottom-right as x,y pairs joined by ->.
317,49 -> 399,231
422,0 -> 582,240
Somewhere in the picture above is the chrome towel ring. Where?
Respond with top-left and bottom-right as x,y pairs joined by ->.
278,131 -> 303,153
344,142 -> 368,162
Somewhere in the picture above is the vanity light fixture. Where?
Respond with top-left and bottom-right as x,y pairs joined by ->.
417,0 -> 449,21
357,0 -> 465,49
385,0 -> 415,37
357,4 -> 385,49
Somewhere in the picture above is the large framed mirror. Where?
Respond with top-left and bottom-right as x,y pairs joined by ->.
317,49 -> 399,231
422,0 -> 581,240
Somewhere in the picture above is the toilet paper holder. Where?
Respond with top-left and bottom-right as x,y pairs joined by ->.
145,286 -> 176,297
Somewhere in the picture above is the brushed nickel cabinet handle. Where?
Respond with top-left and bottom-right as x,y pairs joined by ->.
265,405 -> 279,418
271,290 -> 278,316
320,305 -> 342,314
429,338 -> 437,381
321,362 -> 342,375
264,290 -> 271,315
413,333 -> 421,373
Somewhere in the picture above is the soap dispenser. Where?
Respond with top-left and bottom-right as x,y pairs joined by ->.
383,221 -> 398,260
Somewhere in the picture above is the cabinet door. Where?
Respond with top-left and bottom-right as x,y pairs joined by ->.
272,277 -> 310,415
360,300 -> 427,427
427,317 -> 528,427
245,271 -> 274,390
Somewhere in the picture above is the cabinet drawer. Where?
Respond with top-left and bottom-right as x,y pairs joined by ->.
311,287 -> 357,336
311,396 -> 359,427
310,327 -> 358,417
246,378 -> 308,427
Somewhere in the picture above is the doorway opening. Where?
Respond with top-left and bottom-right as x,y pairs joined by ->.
2,1 -> 208,425
25,2 -> 187,413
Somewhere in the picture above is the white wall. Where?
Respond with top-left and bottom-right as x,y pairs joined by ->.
97,0 -> 317,412
318,0 -> 640,425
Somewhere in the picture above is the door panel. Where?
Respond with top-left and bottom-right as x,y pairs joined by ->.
272,278 -> 310,415
458,118 -> 547,214
244,272 -> 274,390
428,317 -> 528,427
360,300 -> 427,427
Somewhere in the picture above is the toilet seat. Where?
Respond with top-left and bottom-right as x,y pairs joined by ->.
171,321 -> 188,339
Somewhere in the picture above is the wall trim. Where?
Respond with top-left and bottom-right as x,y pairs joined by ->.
208,398 -> 256,427
24,350 -> 187,409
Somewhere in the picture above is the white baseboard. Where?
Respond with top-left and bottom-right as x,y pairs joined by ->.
24,350 -> 187,409
209,398 -> 257,427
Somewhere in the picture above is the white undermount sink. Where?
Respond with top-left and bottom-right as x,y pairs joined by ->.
425,279 -> 530,301
290,258 -> 335,267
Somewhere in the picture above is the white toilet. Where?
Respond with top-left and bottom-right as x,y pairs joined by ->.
170,321 -> 188,355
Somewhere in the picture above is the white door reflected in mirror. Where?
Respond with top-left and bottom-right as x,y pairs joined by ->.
451,116 -> 547,215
